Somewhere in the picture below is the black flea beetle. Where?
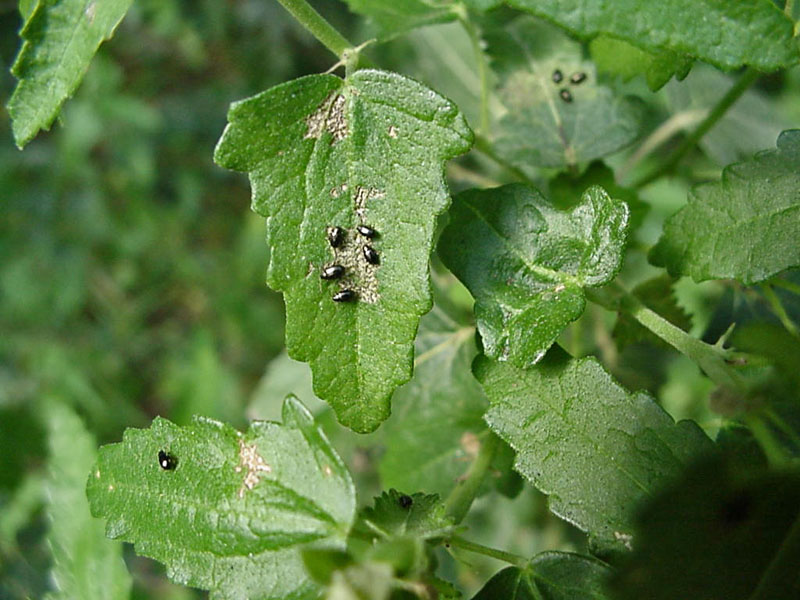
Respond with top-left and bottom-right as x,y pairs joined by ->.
320,264 -> 345,280
570,72 -> 587,84
158,450 -> 177,470
559,89 -> 573,103
326,226 -> 344,248
399,494 -> 413,509
362,245 -> 380,265
552,69 -> 563,84
333,289 -> 356,302
357,225 -> 378,239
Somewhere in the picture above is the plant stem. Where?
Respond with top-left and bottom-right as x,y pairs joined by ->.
447,535 -> 529,568
459,14 -> 490,135
749,508 -> 800,600
761,284 -> 799,337
587,283 -> 746,392
633,68 -> 760,188
275,0 -> 353,59
444,432 -> 500,524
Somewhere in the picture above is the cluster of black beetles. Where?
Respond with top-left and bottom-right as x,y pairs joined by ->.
322,224 -> 380,303
552,69 -> 587,103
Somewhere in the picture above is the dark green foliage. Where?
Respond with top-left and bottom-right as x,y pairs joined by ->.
4,1 -> 800,599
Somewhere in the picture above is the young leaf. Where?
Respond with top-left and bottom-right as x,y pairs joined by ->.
474,349 -> 714,551
87,396 -> 356,599
487,17 -> 643,171
650,130 -> 800,285
438,184 -> 629,367
358,490 -> 453,541
44,401 -> 131,600
612,455 -> 800,600
378,308 -> 490,497
507,0 -> 798,71
472,551 -> 612,600
8,0 -> 134,148
214,70 -> 473,433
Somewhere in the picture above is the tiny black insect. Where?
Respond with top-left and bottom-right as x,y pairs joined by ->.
552,69 -> 563,84
333,289 -> 356,302
559,89 -> 573,103
326,226 -> 344,248
362,245 -> 380,265
158,450 -> 177,471
398,494 -> 413,509
320,264 -> 345,280
356,224 -> 378,239
570,71 -> 587,85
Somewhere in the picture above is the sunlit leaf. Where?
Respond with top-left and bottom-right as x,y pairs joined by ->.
507,0 -> 798,71
475,348 -> 714,551
88,396 -> 356,599
8,0 -> 134,148
439,184 -> 628,367
651,130 -> 800,285
214,70 -> 472,432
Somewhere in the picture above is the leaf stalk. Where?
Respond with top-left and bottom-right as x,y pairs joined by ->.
275,0 -> 354,59
446,535 -> 529,568
443,432 -> 500,524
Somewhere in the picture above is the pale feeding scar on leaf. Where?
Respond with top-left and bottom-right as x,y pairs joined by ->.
234,438 -> 272,498
327,185 -> 385,304
305,93 -> 348,143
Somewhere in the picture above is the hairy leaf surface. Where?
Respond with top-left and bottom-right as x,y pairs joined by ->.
487,18 -> 643,170
439,184 -> 628,367
8,0 -> 134,148
475,350 -> 713,550
651,130 -> 800,285
358,490 -> 453,541
507,0 -> 798,71
214,70 -> 472,432
472,552 -> 612,600
44,401 -> 131,600
589,36 -> 692,91
87,396 -> 356,600
378,308 -> 490,497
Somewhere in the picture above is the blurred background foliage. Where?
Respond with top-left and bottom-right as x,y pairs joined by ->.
1,1 -> 800,598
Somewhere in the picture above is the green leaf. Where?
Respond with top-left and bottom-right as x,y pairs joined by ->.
438,184 -> 629,367
589,36 -> 692,91
612,455 -> 800,600
506,0 -> 798,71
358,490 -> 453,541
87,396 -> 356,599
340,0 -> 458,39
472,551 -> 612,600
8,0 -> 134,148
44,401 -> 131,600
327,562 -> 393,600
650,130 -> 800,285
378,308 -> 490,497
474,349 -> 714,550
487,17 -> 643,170
214,70 -> 473,433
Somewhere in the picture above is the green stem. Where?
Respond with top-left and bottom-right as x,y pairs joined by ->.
447,535 -> 528,568
444,432 -> 500,524
633,68 -> 760,188
473,135 -> 537,186
459,14 -> 490,135
749,506 -> 800,599
587,283 -> 746,392
275,0 -> 353,59
761,284 -> 799,337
